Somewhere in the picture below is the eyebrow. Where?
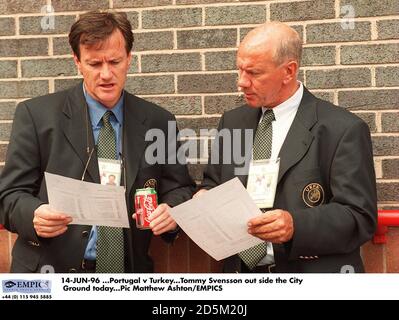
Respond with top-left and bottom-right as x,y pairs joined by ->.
238,65 -> 261,72
84,57 -> 123,63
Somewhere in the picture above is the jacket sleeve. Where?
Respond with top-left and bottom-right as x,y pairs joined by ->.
157,116 -> 196,243
158,117 -> 196,207
288,119 -> 378,258
200,114 -> 225,190
0,102 -> 44,242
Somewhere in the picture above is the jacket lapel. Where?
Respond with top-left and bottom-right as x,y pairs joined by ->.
62,83 -> 99,182
123,93 -> 149,197
277,88 -> 317,184
241,106 -> 262,131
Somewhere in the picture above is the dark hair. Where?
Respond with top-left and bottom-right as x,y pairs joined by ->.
69,10 -> 133,60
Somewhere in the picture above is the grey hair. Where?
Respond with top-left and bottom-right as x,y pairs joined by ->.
273,30 -> 302,67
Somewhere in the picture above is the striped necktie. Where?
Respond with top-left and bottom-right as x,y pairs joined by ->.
239,109 -> 275,270
95,111 -> 125,273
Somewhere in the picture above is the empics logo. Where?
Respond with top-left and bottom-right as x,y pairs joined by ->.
2,280 -> 52,293
4,281 -> 16,288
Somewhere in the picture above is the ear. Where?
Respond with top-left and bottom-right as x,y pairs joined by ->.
127,51 -> 132,67
283,60 -> 299,84
73,54 -> 82,73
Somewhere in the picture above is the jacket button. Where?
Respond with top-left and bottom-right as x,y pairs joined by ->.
69,268 -> 77,273
82,230 -> 89,238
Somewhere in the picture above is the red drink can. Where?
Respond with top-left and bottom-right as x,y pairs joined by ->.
134,188 -> 158,229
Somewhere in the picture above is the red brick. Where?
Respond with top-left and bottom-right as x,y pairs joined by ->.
11,232 -> 17,246
386,227 -> 399,273
10,232 -> 17,269
0,230 -> 11,273
362,241 -> 384,273
168,232 -> 189,273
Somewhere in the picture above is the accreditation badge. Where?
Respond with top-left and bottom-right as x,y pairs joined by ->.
98,158 -> 122,186
246,158 -> 280,209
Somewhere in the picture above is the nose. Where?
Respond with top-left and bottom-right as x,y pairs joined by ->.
100,63 -> 112,80
237,71 -> 251,90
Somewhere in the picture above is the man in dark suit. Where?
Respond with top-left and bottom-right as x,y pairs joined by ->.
0,11 -> 195,273
199,22 -> 377,273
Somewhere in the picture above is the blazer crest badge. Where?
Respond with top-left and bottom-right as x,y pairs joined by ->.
144,178 -> 157,189
302,182 -> 324,207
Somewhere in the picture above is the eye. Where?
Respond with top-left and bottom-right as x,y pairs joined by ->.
248,70 -> 260,76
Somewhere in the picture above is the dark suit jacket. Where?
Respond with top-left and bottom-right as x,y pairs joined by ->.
0,83 -> 195,273
202,88 -> 377,273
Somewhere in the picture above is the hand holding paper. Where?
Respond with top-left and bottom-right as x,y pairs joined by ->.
169,178 -> 264,261
248,208 -> 294,243
33,204 -> 72,238
45,172 -> 129,228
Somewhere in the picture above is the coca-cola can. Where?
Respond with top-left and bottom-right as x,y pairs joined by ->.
134,188 -> 158,229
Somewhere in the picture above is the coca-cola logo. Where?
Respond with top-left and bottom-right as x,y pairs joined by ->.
144,196 -> 155,211
144,196 -> 155,223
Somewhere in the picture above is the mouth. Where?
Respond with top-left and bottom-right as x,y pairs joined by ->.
99,83 -> 115,90
244,93 -> 255,98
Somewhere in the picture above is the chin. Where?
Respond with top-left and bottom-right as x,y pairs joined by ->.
102,94 -> 117,101
244,96 -> 258,107
98,97 -> 117,108
245,100 -> 261,108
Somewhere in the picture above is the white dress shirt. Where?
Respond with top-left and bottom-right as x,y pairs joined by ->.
264,81 -> 304,160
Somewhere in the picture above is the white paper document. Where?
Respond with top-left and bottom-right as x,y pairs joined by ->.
169,178 -> 264,261
45,172 -> 129,228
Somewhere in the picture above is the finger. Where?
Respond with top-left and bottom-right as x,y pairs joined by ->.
36,226 -> 68,238
150,214 -> 173,232
248,218 -> 284,234
149,210 -> 168,226
35,204 -> 70,218
152,223 -> 173,235
252,228 -> 292,243
153,220 -> 176,236
35,224 -> 68,234
34,216 -> 72,227
150,203 -> 168,220
35,210 -> 72,221
251,230 -> 282,241
132,213 -> 137,220
248,211 -> 278,226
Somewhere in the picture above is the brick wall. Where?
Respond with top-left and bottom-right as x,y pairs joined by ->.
0,0 -> 398,273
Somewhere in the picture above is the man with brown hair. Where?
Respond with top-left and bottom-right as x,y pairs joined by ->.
0,11 -> 195,273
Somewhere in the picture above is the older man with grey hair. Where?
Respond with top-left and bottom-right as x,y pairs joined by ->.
198,22 -> 377,273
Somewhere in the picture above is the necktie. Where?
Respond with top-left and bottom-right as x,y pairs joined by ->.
239,109 -> 275,270
95,111 -> 125,273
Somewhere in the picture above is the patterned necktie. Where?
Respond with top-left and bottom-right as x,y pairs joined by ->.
239,109 -> 275,270
95,111 -> 125,273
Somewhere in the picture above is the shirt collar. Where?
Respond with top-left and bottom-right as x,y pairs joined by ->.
83,83 -> 124,127
262,81 -> 303,121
